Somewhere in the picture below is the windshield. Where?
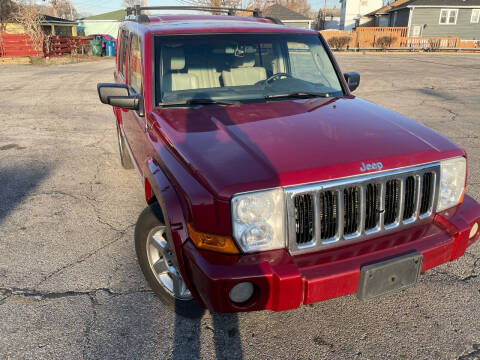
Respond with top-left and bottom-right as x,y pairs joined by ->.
154,33 -> 344,105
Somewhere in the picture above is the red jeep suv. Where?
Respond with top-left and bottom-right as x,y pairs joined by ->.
97,6 -> 480,316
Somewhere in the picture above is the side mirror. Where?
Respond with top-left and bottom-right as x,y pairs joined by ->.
108,95 -> 140,110
97,83 -> 129,104
97,83 -> 140,111
344,72 -> 360,92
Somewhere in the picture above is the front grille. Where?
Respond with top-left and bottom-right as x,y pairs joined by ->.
420,172 -> 434,214
344,187 -> 360,235
289,163 -> 439,253
365,183 -> 380,230
319,191 -> 337,239
403,176 -> 416,220
294,194 -> 314,244
384,179 -> 400,225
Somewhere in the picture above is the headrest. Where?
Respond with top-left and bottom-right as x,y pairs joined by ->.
235,54 -> 255,68
165,47 -> 185,70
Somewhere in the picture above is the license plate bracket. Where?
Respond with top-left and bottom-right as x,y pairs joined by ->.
357,252 -> 423,301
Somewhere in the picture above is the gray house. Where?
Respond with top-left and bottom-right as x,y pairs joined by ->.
406,0 -> 480,39
369,0 -> 480,39
366,0 -> 412,27
263,4 -> 313,29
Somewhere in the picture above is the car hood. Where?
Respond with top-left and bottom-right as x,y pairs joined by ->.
150,97 -> 463,200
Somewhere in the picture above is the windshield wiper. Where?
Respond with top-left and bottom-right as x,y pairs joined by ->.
265,92 -> 330,100
160,98 -> 239,106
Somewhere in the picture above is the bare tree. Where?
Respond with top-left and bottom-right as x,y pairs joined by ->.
274,0 -> 311,17
13,1 -> 47,53
123,0 -> 142,8
38,0 -> 78,20
178,0 -> 310,17
177,0 -> 243,10
0,0 -> 16,31
56,0 -> 78,20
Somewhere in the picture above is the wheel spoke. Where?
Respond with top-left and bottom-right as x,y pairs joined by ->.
146,225 -> 192,300
171,270 -> 186,297
150,227 -> 167,250
152,258 -> 168,275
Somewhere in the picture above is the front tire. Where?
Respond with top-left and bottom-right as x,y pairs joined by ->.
116,123 -> 134,169
135,202 -> 203,318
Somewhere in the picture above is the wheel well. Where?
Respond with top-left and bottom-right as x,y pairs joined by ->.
145,177 -> 157,204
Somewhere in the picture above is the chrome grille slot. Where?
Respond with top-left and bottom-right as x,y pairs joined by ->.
287,163 -> 440,254
420,172 -> 434,215
294,194 -> 314,244
365,183 -> 380,230
384,179 -> 400,226
403,176 -> 416,220
344,187 -> 360,235
319,191 -> 338,240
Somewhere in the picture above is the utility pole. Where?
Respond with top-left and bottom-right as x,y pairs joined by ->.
320,0 -> 327,30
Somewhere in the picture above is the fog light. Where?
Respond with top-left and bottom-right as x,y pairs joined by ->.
229,282 -> 254,304
470,222 -> 479,239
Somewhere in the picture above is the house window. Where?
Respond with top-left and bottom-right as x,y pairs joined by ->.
439,9 -> 458,24
471,9 -> 480,23
412,25 -> 422,37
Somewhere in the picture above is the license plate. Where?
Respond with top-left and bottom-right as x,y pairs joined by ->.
357,252 -> 423,301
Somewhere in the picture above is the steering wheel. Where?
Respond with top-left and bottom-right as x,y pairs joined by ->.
264,73 -> 293,86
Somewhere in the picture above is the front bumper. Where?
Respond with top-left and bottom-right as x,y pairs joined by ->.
182,195 -> 480,313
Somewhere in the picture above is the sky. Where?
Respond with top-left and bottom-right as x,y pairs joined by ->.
71,0 -> 341,17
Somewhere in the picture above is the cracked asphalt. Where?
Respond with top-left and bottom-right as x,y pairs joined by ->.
0,53 -> 479,360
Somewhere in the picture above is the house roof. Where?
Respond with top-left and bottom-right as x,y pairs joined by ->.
82,9 -> 127,21
41,14 -> 77,24
366,0 -> 413,16
407,0 -> 480,6
365,0 -> 480,14
263,4 -> 311,21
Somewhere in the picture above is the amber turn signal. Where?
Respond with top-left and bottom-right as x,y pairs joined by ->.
187,224 -> 239,254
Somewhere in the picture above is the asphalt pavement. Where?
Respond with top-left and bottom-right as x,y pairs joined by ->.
0,53 -> 479,359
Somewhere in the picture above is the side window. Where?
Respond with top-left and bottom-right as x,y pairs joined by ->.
287,41 -> 338,89
129,35 -> 143,94
119,30 -> 128,77
287,42 -> 319,82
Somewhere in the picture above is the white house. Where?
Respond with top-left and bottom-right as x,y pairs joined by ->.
339,0 -> 383,29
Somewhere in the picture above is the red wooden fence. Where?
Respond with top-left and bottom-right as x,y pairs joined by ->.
320,28 -> 476,50
0,32 -> 43,57
46,36 -> 91,57
0,33 -> 91,58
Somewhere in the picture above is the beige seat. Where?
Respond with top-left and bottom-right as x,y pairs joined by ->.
188,54 -> 221,88
222,54 -> 267,86
163,47 -> 199,91
188,68 -> 221,89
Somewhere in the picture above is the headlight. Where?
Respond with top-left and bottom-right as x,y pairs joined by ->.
231,188 -> 285,253
437,157 -> 466,212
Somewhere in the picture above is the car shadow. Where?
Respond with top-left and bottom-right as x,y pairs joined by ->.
0,162 -> 50,226
168,92 -> 281,359
172,309 -> 243,360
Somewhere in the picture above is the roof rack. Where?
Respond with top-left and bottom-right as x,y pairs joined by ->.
124,5 -> 283,24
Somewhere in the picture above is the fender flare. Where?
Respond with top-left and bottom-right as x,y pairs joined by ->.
143,156 -> 204,306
